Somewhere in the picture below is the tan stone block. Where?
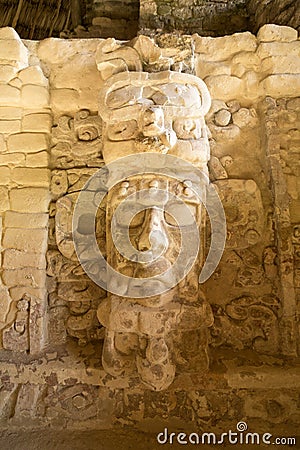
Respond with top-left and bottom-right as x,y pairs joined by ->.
9,77 -> 22,89
195,60 -> 231,79
261,74 -> 300,98
0,167 -> 10,185
0,65 -> 18,83
38,38 -> 99,65
9,286 -> 47,301
205,74 -> 243,102
0,284 -> 12,324
0,120 -> 21,134
7,133 -> 48,153
0,28 -> 20,40
286,175 -> 298,200
21,85 -> 49,108
257,41 -> 300,59
231,52 -> 261,77
290,200 -> 300,223
22,113 -> 52,133
50,54 -> 101,90
9,187 -> 50,212
257,24 -> 298,43
2,228 -> 48,252
2,268 -> 46,288
0,152 -> 25,166
11,168 -> 50,186
261,55 -> 300,75
51,88 -> 80,113
0,107 -> 22,120
0,134 -> 6,152
26,151 -> 49,167
193,32 -> 257,61
18,66 -> 48,86
3,249 -> 46,269
0,85 -> 20,105
0,186 -> 9,212
0,38 -> 28,69
4,211 -> 48,228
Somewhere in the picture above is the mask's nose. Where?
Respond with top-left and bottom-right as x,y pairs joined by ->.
141,107 -> 164,137
137,208 -> 169,254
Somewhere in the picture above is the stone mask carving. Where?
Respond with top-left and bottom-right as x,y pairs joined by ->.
94,36 -> 213,390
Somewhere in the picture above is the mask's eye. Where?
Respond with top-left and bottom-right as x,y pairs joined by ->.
164,204 -> 197,227
108,120 -> 138,141
173,119 -> 202,139
114,207 -> 145,228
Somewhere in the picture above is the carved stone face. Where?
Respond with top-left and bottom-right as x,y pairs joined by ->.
106,174 -> 202,306
99,72 -> 211,169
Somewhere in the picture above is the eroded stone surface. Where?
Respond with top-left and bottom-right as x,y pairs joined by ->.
0,26 -> 299,436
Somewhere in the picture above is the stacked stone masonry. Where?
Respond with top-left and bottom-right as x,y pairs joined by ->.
0,24 -> 299,440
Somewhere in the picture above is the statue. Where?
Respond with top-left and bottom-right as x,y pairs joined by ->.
91,36 -> 214,390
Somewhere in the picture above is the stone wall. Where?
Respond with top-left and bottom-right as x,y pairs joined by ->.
140,0 -> 249,36
0,24 -> 299,443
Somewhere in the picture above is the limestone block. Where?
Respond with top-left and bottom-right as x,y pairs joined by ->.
231,52 -> 261,77
232,108 -> 258,128
2,268 -> 46,288
21,85 -> 49,108
257,41 -> 300,59
0,27 -> 21,40
2,228 -> 48,253
214,179 -> 264,248
0,152 -> 25,166
214,109 -> 231,126
195,60 -> 231,79
37,38 -> 99,65
18,66 -> 48,86
11,168 -> 50,186
4,211 -> 48,228
0,107 -> 22,120
9,77 -> 22,89
9,187 -> 50,213
0,120 -> 21,134
7,133 -> 48,153
0,85 -> 20,105
261,74 -> 300,98
0,284 -> 12,326
3,249 -> 46,269
0,65 -> 18,83
0,37 -> 28,70
193,32 -> 257,61
9,286 -> 47,302
287,98 -> 300,110
51,89 -> 80,113
0,186 -> 9,211
22,113 -> 52,133
50,54 -> 101,90
0,166 -> 10,185
204,75 -> 243,102
26,151 -> 49,168
290,200 -> 300,222
261,56 -> 300,75
257,24 -> 298,43
0,134 -> 5,152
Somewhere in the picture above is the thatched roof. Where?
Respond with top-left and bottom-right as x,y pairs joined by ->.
0,0 -> 73,39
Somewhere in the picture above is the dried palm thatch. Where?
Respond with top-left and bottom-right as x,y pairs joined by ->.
0,0 -> 73,39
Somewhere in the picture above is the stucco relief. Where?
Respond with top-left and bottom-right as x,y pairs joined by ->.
94,36 -> 214,390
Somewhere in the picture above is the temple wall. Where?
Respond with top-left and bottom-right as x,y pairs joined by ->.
0,24 -> 299,443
